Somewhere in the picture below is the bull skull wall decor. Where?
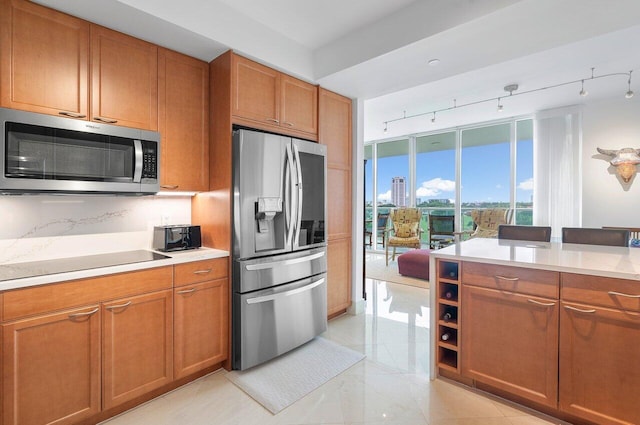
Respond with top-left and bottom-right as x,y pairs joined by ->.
597,147 -> 640,183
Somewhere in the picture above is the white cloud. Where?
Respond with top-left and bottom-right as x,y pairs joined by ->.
518,178 -> 533,191
415,178 -> 456,197
377,190 -> 391,202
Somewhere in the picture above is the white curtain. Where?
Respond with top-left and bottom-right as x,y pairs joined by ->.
533,106 -> 582,240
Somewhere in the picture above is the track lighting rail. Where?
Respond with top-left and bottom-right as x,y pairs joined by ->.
382,69 -> 633,131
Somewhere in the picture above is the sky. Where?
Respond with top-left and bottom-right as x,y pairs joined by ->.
365,139 -> 533,205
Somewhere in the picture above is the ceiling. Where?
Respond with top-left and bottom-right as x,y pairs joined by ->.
35,0 -> 640,141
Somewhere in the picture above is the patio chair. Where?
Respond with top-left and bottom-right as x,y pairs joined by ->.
385,208 -> 422,265
365,212 -> 390,248
429,215 -> 455,248
457,208 -> 514,239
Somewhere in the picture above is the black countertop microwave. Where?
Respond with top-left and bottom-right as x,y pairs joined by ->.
0,107 -> 160,194
153,225 -> 202,252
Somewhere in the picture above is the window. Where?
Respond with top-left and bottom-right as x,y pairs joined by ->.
515,120 -> 533,224
416,132 -> 456,244
461,123 -> 511,231
364,118 -> 534,251
376,139 -> 409,213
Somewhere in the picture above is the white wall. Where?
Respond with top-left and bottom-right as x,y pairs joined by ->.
582,95 -> 640,227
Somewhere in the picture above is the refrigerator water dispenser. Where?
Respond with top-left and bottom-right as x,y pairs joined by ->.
256,197 -> 282,233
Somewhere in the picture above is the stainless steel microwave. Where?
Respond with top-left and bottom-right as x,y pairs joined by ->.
0,108 -> 160,194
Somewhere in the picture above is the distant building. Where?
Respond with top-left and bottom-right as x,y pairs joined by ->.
391,177 -> 406,206
429,198 -> 451,205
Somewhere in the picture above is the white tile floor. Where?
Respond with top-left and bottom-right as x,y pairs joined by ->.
102,278 -> 560,425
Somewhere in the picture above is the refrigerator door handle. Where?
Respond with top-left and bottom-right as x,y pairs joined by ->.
244,250 -> 325,271
293,143 -> 303,246
245,278 -> 325,304
285,143 -> 296,248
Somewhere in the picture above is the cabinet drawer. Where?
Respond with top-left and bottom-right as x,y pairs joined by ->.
562,273 -> 640,312
174,258 -> 228,287
2,266 -> 173,321
462,262 -> 559,299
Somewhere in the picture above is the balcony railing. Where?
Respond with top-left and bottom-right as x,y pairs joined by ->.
365,206 -> 533,251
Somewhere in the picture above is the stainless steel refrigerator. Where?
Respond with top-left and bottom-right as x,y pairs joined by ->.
231,128 -> 328,370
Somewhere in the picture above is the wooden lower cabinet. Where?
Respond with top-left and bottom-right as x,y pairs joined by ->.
326,237 -> 351,316
174,278 -> 228,379
2,305 -> 101,425
461,285 -> 559,408
102,290 -> 173,409
559,301 -> 640,425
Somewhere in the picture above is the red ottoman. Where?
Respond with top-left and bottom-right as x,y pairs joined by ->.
397,249 -> 430,280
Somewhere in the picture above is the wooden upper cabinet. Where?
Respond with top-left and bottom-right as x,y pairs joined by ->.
0,0 -> 90,118
91,25 -> 158,130
158,48 -> 209,191
319,88 -> 352,169
280,74 -> 318,135
232,55 -> 279,125
231,53 -> 318,139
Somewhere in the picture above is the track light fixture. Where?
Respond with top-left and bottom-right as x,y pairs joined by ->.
626,70 -> 634,99
579,79 -> 588,97
382,67 -> 636,132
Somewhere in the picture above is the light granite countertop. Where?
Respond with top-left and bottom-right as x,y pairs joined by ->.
429,237 -> 640,281
0,247 -> 229,291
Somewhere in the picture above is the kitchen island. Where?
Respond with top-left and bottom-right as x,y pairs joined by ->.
429,238 -> 640,425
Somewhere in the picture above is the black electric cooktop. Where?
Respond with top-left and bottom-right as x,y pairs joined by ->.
0,250 -> 170,282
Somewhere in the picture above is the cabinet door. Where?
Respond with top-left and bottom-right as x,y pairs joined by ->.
280,74 -> 318,135
174,278 -> 228,379
319,88 -> 352,169
102,290 -> 173,409
231,54 -> 279,124
0,0 -> 89,118
2,305 -> 100,425
327,168 -> 352,240
91,25 -> 158,130
461,285 -> 558,408
327,237 -> 352,316
158,48 -> 209,191
560,302 -> 640,425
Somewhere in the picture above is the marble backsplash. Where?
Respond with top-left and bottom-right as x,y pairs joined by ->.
0,194 -> 193,264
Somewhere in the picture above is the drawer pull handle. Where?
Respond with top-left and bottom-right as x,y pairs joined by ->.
527,299 -> 555,307
177,288 -> 197,295
608,290 -> 640,298
193,269 -> 212,274
68,307 -> 99,318
283,121 -> 294,127
266,118 -> 280,124
495,275 -> 519,282
564,305 -> 596,314
106,301 -> 132,310
161,185 -> 179,190
58,111 -> 87,118
94,116 -> 118,124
